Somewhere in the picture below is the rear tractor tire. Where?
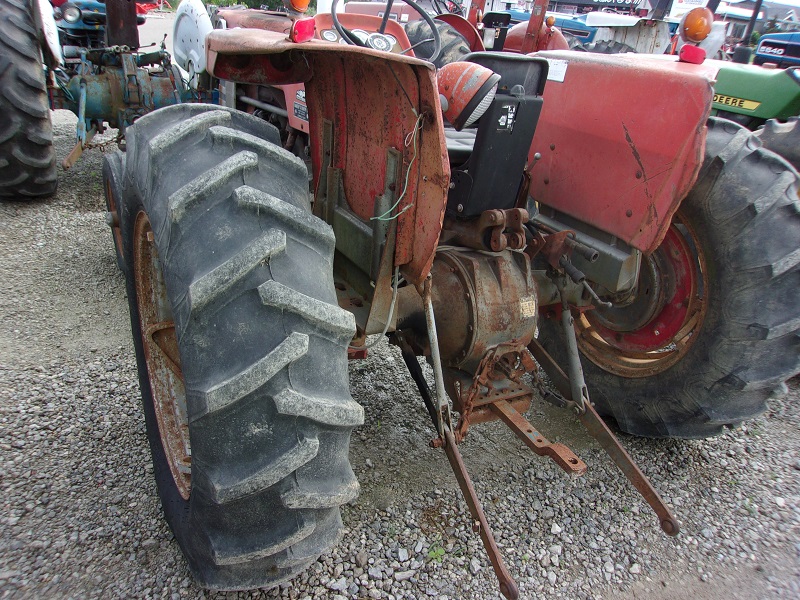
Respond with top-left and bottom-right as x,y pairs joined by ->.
756,117 -> 800,172
405,19 -> 471,68
118,104 -> 363,589
0,0 -> 57,199
584,39 -> 636,54
538,117 -> 800,438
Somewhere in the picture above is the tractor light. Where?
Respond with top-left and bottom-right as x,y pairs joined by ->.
680,7 -> 713,43
62,4 -> 82,23
289,17 -> 316,43
437,62 -> 501,131
679,44 -> 706,64
545,16 -> 555,28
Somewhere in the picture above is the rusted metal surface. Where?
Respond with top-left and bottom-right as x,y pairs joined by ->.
444,343 -> 532,441
490,400 -> 586,475
216,9 -> 293,34
105,0 -> 139,48
519,0 -> 548,54
441,427 -> 519,600
206,27 -> 450,287
528,52 -> 712,254
423,275 -> 453,440
62,126 -> 96,170
575,212 -> 708,378
527,339 -> 680,535
133,213 -> 191,501
429,249 -> 537,373
441,208 -> 528,252
578,402 -> 680,535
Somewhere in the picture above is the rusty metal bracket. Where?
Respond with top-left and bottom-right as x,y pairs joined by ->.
442,426 -> 519,600
489,400 -> 586,475
442,208 -> 529,252
62,126 -> 97,170
527,338 -> 680,536
579,400 -> 680,535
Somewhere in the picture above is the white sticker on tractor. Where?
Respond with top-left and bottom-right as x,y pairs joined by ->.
546,59 -> 568,83
520,296 -> 536,318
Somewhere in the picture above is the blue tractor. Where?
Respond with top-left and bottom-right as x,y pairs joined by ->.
0,0 -> 185,200
754,32 -> 800,69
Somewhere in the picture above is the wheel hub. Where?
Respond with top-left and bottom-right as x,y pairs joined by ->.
575,214 -> 708,377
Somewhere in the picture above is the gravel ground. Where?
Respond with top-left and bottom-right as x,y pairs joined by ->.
1,58 -> 800,600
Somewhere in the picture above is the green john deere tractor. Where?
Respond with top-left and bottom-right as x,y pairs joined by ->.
700,62 -> 799,169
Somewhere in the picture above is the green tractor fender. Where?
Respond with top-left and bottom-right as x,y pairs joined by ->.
709,60 -> 800,128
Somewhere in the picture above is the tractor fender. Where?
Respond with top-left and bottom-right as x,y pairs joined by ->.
528,52 -> 713,254
33,0 -> 62,67
504,22 -> 570,53
173,0 -> 213,89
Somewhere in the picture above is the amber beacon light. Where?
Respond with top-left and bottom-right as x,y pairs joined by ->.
680,7 -> 714,43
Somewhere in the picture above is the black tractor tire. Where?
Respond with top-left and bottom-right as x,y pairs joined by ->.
584,39 -> 637,54
405,19 -> 471,68
563,33 -> 587,51
102,151 -> 126,272
537,117 -> 800,438
119,104 -> 363,589
756,117 -> 800,171
0,0 -> 57,199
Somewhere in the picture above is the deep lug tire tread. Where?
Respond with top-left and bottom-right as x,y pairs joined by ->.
119,104 -> 362,590
584,39 -> 637,54
755,117 -> 800,172
404,19 -> 471,68
538,117 -> 800,438
0,0 -> 56,198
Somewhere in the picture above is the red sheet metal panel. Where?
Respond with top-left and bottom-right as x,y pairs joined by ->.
206,29 -> 450,286
305,54 -> 449,285
528,52 -> 713,254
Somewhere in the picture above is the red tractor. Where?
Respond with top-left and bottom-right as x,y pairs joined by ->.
104,0 -> 800,596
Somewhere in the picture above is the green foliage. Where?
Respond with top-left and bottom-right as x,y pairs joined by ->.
763,17 -> 781,35
427,544 -> 445,562
749,30 -> 761,46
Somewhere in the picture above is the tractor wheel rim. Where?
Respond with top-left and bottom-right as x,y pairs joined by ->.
133,212 -> 192,500
575,213 -> 708,378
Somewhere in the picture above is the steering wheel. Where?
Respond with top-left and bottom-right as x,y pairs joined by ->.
330,0 -> 442,65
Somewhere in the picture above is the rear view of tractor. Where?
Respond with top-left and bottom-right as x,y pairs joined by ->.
0,0 -> 185,201
101,0 -> 800,596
